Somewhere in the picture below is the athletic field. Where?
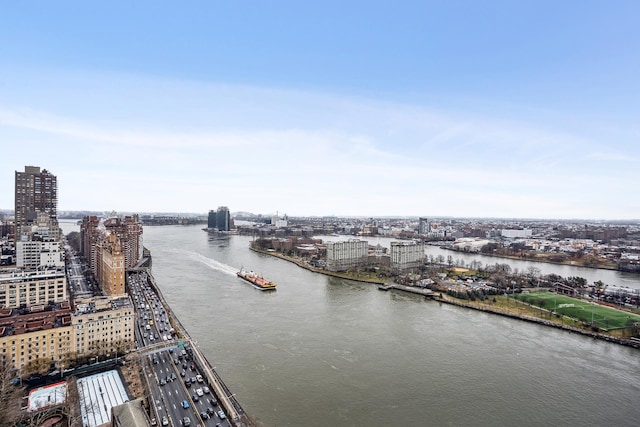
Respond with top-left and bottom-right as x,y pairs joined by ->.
516,292 -> 640,330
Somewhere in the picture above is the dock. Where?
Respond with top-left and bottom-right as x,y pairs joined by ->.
378,283 -> 435,298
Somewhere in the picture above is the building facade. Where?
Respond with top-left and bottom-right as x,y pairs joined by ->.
325,239 -> 369,272
0,302 -> 73,372
80,215 -> 101,276
97,234 -> 125,296
0,269 -> 67,309
14,166 -> 58,237
72,295 -> 134,359
16,240 -> 64,269
0,296 -> 134,373
390,241 -> 425,272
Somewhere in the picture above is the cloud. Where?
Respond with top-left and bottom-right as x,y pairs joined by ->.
1,73 -> 638,218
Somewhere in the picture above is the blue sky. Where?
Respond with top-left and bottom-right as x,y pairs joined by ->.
1,1 -> 638,219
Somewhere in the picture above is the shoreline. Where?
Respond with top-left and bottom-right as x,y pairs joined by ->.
431,293 -> 640,349
438,245 -> 624,272
250,247 -> 389,285
253,247 -> 640,350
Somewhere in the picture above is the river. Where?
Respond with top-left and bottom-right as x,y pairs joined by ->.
60,222 -> 640,426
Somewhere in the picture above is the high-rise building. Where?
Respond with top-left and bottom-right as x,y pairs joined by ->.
97,234 -> 125,296
216,206 -> 231,231
326,239 -> 369,272
14,166 -> 58,237
104,215 -> 143,269
207,210 -> 216,230
418,218 -> 430,235
390,241 -> 425,272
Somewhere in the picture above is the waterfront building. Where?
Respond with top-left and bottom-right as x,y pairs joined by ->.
14,166 -> 58,237
326,239 -> 369,272
16,239 -> 64,269
97,234 -> 125,296
390,241 -> 425,272
216,206 -> 231,231
104,215 -> 143,269
0,269 -> 67,308
72,295 -> 134,359
0,302 -> 73,372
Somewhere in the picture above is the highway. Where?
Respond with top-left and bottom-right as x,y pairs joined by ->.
128,271 -> 233,427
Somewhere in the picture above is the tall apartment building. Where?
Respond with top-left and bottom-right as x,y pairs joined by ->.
14,166 -> 58,237
418,218 -> 431,235
0,269 -> 67,309
97,234 -> 125,296
326,239 -> 369,272
0,302 -> 73,372
72,295 -> 134,358
390,241 -> 425,272
81,215 -> 143,276
80,216 -> 101,276
16,240 -> 64,269
104,215 -> 143,268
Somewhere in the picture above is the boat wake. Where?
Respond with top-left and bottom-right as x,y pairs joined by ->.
187,252 -> 237,276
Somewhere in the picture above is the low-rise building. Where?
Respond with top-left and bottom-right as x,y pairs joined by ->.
0,302 -> 73,372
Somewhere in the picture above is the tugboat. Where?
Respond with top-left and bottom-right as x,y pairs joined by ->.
236,269 -> 277,291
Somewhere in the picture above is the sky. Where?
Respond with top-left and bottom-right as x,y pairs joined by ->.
1,1 -> 639,220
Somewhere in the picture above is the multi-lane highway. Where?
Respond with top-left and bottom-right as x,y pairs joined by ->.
128,271 -> 232,427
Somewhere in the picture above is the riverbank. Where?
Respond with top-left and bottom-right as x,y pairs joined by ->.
254,247 -> 639,350
439,245 -> 621,271
250,247 -> 389,284
428,293 -> 640,349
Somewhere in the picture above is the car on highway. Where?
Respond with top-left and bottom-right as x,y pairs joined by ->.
200,411 -> 209,420
217,410 -> 226,419
161,416 -> 169,426
195,388 -> 203,397
182,400 -> 189,409
181,417 -> 191,426
208,398 -> 217,406
203,386 -> 210,394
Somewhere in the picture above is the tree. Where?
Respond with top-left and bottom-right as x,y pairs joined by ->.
0,359 -> 24,426
23,356 -> 51,376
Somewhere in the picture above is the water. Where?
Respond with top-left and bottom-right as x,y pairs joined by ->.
60,222 -> 640,426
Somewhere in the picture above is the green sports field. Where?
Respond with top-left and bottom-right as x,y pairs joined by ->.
516,292 -> 640,330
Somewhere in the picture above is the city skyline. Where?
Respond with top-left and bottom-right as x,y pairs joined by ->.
1,2 -> 639,220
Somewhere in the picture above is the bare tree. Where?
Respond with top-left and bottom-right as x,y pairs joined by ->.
0,359 -> 24,426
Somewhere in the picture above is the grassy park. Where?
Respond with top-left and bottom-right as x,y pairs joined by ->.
516,292 -> 640,330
